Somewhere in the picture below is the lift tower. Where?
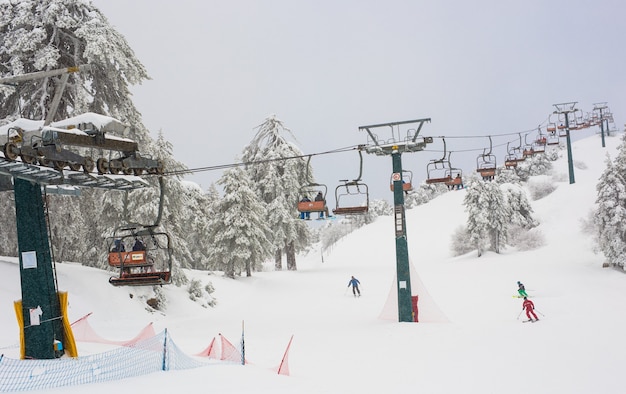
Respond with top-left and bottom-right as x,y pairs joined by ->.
593,102 -> 609,148
1,66 -> 150,359
360,119 -> 433,322
553,102 -> 577,185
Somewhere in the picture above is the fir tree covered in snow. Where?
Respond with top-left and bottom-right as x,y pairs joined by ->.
240,115 -> 311,270
0,0 -> 148,129
0,1 -> 197,287
463,177 -> 512,256
502,183 -> 538,229
208,166 -> 273,278
595,153 -> 626,269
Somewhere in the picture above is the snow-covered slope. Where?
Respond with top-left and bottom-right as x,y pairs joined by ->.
1,132 -> 625,394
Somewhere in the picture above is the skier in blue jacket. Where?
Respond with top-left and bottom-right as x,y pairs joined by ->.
348,276 -> 361,297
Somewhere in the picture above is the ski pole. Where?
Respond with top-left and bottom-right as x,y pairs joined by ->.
516,309 -> 523,320
535,310 -> 545,317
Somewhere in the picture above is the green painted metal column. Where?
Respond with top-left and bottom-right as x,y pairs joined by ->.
391,150 -> 413,322
564,115 -> 575,185
14,178 -> 62,359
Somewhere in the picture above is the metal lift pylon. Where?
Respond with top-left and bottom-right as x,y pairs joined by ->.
360,118 -> 433,322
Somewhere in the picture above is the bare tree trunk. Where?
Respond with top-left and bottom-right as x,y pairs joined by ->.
274,248 -> 282,270
286,241 -> 297,271
245,261 -> 251,277
225,261 -> 235,279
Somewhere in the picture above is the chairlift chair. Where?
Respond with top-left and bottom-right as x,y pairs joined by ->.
296,156 -> 329,216
332,149 -> 369,215
297,183 -> 328,213
107,226 -> 173,286
107,176 -> 172,286
425,138 -> 453,184
546,131 -> 560,146
390,170 -> 413,192
333,180 -> 369,215
476,137 -> 497,180
444,168 -> 463,189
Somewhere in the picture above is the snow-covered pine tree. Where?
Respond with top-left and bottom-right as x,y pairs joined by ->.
595,154 -> 626,269
1,2 -> 195,286
502,183 -> 538,229
463,176 -> 511,255
0,0 -> 148,129
209,165 -> 273,278
404,183 -> 447,209
240,115 -> 311,270
464,178 -> 489,257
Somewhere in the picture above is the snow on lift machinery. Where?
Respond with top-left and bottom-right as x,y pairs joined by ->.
297,155 -> 328,214
476,136 -> 497,180
390,169 -> 413,192
0,66 -> 163,175
425,137 -> 453,184
107,176 -> 173,286
333,149 -> 369,216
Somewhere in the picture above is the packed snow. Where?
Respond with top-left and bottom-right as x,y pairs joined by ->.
1,132 -> 626,393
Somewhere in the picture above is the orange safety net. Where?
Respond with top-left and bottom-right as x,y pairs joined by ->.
195,337 -> 219,359
277,335 -> 294,376
70,313 -> 156,346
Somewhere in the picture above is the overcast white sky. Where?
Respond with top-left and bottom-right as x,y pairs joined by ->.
91,0 -> 625,201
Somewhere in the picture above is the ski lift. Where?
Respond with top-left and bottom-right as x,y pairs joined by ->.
546,130 -> 560,146
546,115 -> 557,133
107,177 -> 173,286
390,169 -> 413,192
425,138 -> 453,184
107,227 -> 172,286
522,134 -> 535,158
333,150 -> 369,215
476,136 -> 497,181
532,127 -> 546,154
444,167 -> 463,189
504,140 -> 523,169
297,156 -> 328,214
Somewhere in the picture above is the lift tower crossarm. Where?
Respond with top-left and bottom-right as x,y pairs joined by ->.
0,65 -> 91,85
359,118 -> 432,156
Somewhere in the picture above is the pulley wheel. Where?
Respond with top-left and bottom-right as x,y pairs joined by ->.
53,161 -> 67,171
3,143 -> 19,161
20,154 -> 36,164
96,158 -> 108,174
83,157 -> 95,173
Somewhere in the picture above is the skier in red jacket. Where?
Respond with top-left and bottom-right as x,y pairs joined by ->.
522,297 -> 539,322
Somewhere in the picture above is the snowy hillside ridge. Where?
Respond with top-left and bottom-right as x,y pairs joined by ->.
1,132 -> 626,394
